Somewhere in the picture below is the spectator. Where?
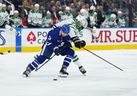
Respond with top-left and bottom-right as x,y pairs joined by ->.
22,13 -> 28,27
117,10 -> 126,27
0,3 -> 9,28
89,12 -> 97,28
22,0 -> 33,27
96,5 -> 105,28
6,4 -> 15,16
0,0 -> 135,28
101,13 -> 118,28
28,3 -> 43,27
50,5 -> 60,25
55,0 -> 62,11
69,3 -> 77,18
60,6 -> 73,21
42,10 -> 53,28
11,10 -> 22,28
22,0 -> 32,13
102,0 -> 110,14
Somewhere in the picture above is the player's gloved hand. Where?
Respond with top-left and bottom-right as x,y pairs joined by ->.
63,41 -> 72,48
71,36 -> 86,49
54,47 -> 61,56
74,40 -> 86,49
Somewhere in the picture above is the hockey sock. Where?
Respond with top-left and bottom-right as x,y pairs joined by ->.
62,55 -> 72,69
27,55 -> 48,71
27,60 -> 39,71
73,55 -> 82,67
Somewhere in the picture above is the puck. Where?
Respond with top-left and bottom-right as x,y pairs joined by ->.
53,78 -> 58,81
8,50 -> 11,53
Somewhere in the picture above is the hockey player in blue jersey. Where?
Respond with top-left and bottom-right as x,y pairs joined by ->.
23,24 -> 86,77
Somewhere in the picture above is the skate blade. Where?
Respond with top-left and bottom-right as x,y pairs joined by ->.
22,74 -> 29,78
58,74 -> 68,78
22,72 -> 30,78
83,73 -> 86,76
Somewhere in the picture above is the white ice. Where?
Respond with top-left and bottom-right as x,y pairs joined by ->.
0,50 -> 137,96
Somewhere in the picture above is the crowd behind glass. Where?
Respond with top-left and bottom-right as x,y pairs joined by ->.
0,0 -> 136,29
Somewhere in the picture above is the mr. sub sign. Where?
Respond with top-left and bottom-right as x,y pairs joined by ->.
91,28 -> 137,44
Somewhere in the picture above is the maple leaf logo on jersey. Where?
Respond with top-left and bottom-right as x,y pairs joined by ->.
27,31 -> 36,44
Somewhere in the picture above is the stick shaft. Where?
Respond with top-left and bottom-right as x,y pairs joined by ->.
83,48 -> 124,71
35,54 -> 56,71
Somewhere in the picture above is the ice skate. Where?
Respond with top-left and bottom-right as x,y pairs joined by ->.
23,70 -> 31,77
22,67 -> 31,77
79,66 -> 86,75
59,68 -> 69,78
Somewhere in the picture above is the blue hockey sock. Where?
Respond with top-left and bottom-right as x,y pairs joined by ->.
62,55 -> 72,69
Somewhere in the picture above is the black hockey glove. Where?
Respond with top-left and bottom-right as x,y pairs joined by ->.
63,41 -> 72,48
71,36 -> 86,49
75,40 -> 86,48
54,47 -> 61,56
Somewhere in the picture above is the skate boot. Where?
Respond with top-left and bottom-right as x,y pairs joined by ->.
79,66 -> 86,75
22,67 -> 31,77
59,68 -> 69,78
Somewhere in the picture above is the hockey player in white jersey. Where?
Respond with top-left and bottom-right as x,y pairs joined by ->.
55,17 -> 87,49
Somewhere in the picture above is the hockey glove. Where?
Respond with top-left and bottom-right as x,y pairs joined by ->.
63,41 -> 72,48
71,36 -> 86,49
75,40 -> 86,48
54,47 -> 61,56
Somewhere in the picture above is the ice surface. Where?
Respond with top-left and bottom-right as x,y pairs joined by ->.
0,50 -> 137,96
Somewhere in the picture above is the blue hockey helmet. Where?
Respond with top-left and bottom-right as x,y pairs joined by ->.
61,24 -> 70,34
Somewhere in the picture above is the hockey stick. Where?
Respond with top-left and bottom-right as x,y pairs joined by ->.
83,48 -> 124,71
35,43 -> 70,71
35,54 -> 56,71
0,50 -> 11,55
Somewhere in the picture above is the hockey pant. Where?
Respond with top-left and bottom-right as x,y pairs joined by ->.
26,47 -> 53,72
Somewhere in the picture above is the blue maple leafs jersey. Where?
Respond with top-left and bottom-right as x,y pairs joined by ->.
45,27 -> 71,50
